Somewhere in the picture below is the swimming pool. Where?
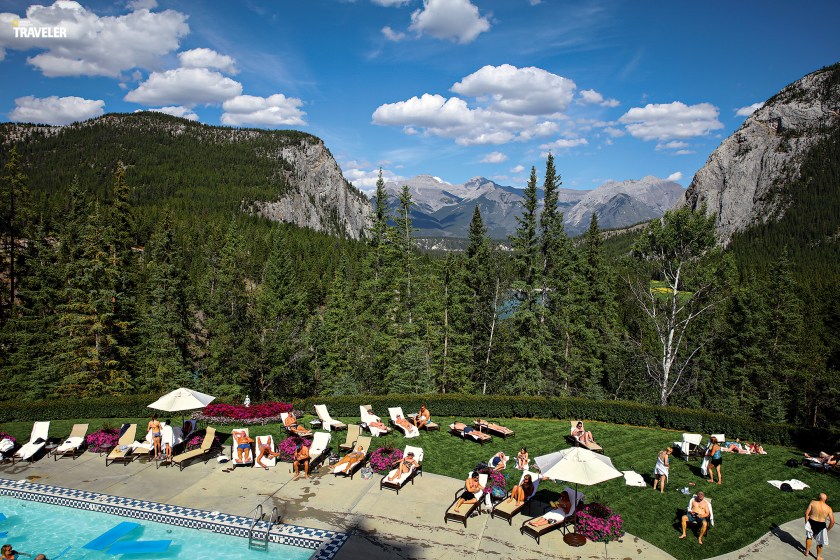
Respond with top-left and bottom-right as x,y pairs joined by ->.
0,495 -> 315,559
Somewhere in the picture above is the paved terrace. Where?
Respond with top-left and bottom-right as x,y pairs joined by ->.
0,451 -> 807,560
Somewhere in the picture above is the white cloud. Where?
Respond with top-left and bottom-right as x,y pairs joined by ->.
656,140 -> 689,150
528,0 -> 542,4
125,67 -> 242,107
372,0 -> 409,6
666,171 -> 683,182
539,137 -> 588,150
735,102 -> 763,117
0,1 -> 189,78
674,149 -> 694,155
619,101 -> 723,141
178,48 -> 238,75
126,0 -> 157,9
602,126 -> 625,138
481,151 -> 507,163
221,94 -> 306,126
10,95 -> 104,125
342,165 -> 404,194
578,89 -> 620,107
372,93 -> 472,128
382,26 -> 407,41
510,164 -> 525,173
409,0 -> 490,44
452,64 -> 576,115
146,106 -> 198,120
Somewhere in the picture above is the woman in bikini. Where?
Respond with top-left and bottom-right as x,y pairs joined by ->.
329,445 -> 366,473
386,451 -> 418,481
256,437 -> 281,469
530,491 -> 572,526
148,414 -> 163,459
516,447 -> 529,470
507,473 -> 534,506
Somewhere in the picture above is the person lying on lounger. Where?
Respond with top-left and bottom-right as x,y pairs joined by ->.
452,422 -> 492,442
284,412 -> 312,436
476,418 -> 510,434
367,418 -> 390,432
387,451 -> 418,481
571,421 -> 596,446
395,415 -> 415,432
329,445 -> 365,473
233,430 -> 253,463
507,473 -> 534,506
528,491 -> 572,526
453,472 -> 484,512
256,439 -> 281,469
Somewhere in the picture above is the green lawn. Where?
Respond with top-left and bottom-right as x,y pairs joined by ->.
2,416 -> 837,560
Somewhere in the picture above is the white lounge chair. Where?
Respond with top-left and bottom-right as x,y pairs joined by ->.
281,412 -> 312,436
314,404 -> 347,432
360,405 -> 391,436
231,428 -> 254,468
308,431 -> 332,469
333,435 -> 370,478
255,434 -> 276,468
13,421 -> 50,463
675,433 -> 703,461
388,407 -> 419,438
380,445 -> 424,494
53,423 -> 88,461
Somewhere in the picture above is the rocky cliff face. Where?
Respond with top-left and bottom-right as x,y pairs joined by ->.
247,139 -> 371,240
683,63 -> 840,243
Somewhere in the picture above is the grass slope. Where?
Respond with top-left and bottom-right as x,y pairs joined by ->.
2,416 -> 837,560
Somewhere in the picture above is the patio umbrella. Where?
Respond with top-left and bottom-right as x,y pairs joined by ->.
148,388 -> 216,424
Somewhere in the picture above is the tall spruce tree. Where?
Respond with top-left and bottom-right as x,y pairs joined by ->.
1,146 -> 32,324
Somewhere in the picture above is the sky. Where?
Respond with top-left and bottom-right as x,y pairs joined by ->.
0,0 -> 838,193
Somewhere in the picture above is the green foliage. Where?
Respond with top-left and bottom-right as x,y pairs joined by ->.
0,395 -> 159,422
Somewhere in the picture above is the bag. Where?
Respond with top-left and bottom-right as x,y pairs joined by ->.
360,467 -> 373,480
786,459 -> 800,468
780,482 -> 793,492
491,486 -> 506,499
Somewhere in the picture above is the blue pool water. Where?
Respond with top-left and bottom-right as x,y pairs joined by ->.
0,496 -> 313,559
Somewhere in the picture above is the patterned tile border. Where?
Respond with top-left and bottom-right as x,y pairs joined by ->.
0,478 -> 349,560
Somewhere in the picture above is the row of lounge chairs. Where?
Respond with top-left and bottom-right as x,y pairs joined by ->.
448,419 -> 516,445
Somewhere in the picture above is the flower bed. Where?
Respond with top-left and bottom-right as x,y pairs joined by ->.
277,435 -> 312,462
475,466 -> 508,497
85,427 -> 120,453
575,502 -> 625,543
370,447 -> 402,473
0,432 -> 16,443
194,401 -> 294,426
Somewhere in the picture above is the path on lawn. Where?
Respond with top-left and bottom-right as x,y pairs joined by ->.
0,451 -> 810,560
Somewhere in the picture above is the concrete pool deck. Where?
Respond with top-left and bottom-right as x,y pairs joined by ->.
0,450 -> 808,560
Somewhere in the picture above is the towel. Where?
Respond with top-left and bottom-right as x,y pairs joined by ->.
700,456 -> 710,476
623,470 -> 647,487
768,479 -> 810,491
806,521 -> 829,546
0,439 -> 14,453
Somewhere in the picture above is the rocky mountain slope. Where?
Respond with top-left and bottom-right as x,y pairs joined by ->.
683,62 -> 840,243
383,175 -> 684,238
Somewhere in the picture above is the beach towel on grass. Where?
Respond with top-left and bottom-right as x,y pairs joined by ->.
768,479 -> 810,491
622,470 -> 647,487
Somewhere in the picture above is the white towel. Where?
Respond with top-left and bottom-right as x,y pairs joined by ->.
623,470 -> 647,487
806,521 -> 829,546
768,479 -> 810,491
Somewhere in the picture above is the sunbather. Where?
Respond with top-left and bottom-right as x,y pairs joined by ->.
329,445 -> 365,473
148,414 -> 163,459
414,404 -> 430,429
292,442 -> 310,480
395,415 -> 414,432
284,412 -> 312,436
386,451 -> 418,481
256,438 -> 281,469
516,447 -> 529,470
572,421 -> 596,446
507,473 -> 534,506
368,418 -> 390,432
722,439 -> 749,453
746,442 -> 766,455
529,491 -> 571,526
490,451 -> 507,471
233,430 -> 253,463
453,472 -> 484,512
476,418 -> 510,434
680,491 -> 712,544
451,422 -> 492,442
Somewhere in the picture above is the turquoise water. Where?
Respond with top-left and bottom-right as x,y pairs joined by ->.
0,496 -> 313,560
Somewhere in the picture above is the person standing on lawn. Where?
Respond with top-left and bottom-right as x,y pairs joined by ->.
706,437 -> 723,485
805,493 -> 834,560
653,447 -> 672,493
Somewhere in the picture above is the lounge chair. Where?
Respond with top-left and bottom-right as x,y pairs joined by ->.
444,473 -> 489,527
255,434 -> 277,469
474,418 -> 515,439
106,424 -> 137,467
132,424 -> 160,462
231,428 -> 254,468
172,427 -> 218,471
388,407 -> 419,438
565,421 -> 604,454
333,435 -> 370,478
674,433 -> 704,461
338,424 -> 361,453
449,421 -> 492,445
314,404 -> 347,432
360,405 -> 392,436
309,431 -> 332,470
281,412 -> 312,436
53,423 -> 88,461
380,445 -> 424,494
12,421 -> 50,463
711,434 -> 726,444
520,486 -> 585,544
491,470 -> 541,525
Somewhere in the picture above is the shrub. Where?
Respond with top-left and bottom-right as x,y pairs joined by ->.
277,435 -> 312,462
0,432 -> 16,443
184,432 -> 222,451
370,446 -> 402,473
85,427 -> 120,453
576,503 -> 625,544
194,401 -> 293,425
0,394 -> 159,422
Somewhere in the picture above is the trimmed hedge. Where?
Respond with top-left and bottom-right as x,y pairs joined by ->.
0,394 -> 160,423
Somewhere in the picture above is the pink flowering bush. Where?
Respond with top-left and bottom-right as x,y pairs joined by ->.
370,447 -> 402,473
0,432 -> 16,443
85,427 -> 120,453
474,466 -> 508,496
195,401 -> 294,426
575,503 -> 625,543
277,435 -> 312,462
184,432 -> 222,451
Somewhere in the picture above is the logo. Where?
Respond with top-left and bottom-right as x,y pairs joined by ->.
12,19 -> 68,39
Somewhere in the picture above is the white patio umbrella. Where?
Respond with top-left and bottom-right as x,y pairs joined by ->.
148,388 -> 216,422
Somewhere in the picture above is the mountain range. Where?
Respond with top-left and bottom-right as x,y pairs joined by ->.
382,174 -> 685,238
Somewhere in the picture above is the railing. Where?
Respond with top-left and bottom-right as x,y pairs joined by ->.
247,504 -> 265,551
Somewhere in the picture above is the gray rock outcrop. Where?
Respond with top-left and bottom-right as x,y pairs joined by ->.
683,63 -> 840,244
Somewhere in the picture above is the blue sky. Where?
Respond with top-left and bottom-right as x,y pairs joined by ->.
1,0 -> 838,193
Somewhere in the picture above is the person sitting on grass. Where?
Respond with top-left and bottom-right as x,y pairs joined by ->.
414,404 -> 430,430
453,472 -> 484,512
745,442 -> 767,455
387,451 -> 418,481
233,430 -> 253,464
292,442 -> 310,480
516,447 -> 529,470
490,451 -> 507,472
284,412 -> 312,437
329,445 -> 366,474
507,473 -> 534,506
572,421 -> 596,446
256,438 -> 281,470
680,491 -> 711,544
528,491 -> 572,526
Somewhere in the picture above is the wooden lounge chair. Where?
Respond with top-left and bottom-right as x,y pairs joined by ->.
474,418 -> 515,439
380,445 -> 424,494
308,431 -> 332,470
333,435 -> 370,478
360,405 -> 392,436
520,487 -> 585,544
491,470 -> 540,525
53,423 -> 88,461
444,473 -> 489,527
388,407 -> 419,438
12,421 -> 50,464
565,421 -> 603,454
449,422 -> 492,445
106,424 -> 137,467
231,428 -> 255,468
338,424 -> 361,453
314,404 -> 347,431
172,427 -> 218,471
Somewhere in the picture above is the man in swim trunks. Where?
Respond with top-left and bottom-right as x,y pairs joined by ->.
293,442 -> 310,480
284,412 -> 312,436
680,491 -> 711,544
256,436 -> 281,469
453,472 -> 484,512
387,451 -> 418,481
805,492 -> 835,560
414,405 -> 430,430
233,430 -> 253,463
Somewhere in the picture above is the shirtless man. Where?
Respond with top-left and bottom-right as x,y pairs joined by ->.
387,451 -> 418,481
681,491 -> 712,544
293,442 -> 310,480
233,430 -> 253,463
329,445 -> 365,473
414,405 -> 430,429
284,412 -> 312,437
805,493 -> 835,560
453,472 -> 484,512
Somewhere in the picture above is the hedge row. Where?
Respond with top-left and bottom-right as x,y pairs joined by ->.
1,393 -> 836,450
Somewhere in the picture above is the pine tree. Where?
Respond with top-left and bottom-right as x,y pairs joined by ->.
317,265 -> 359,395
1,146 -> 32,323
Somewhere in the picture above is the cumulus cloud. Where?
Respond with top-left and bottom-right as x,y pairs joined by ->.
481,151 -> 507,163
666,171 -> 683,182
10,95 -> 104,125
126,0 -> 157,9
342,165 -> 404,194
409,0 -> 490,44
656,140 -> 688,150
372,0 -> 410,6
0,1 -> 189,78
146,106 -> 198,120
125,67 -> 242,107
618,101 -> 723,141
602,126 -> 625,138
178,48 -> 238,75
735,102 -> 763,117
221,94 -> 306,126
539,138 -> 588,150
453,64 -> 576,115
511,164 -> 525,173
578,89 -> 620,108
382,26 -> 407,41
